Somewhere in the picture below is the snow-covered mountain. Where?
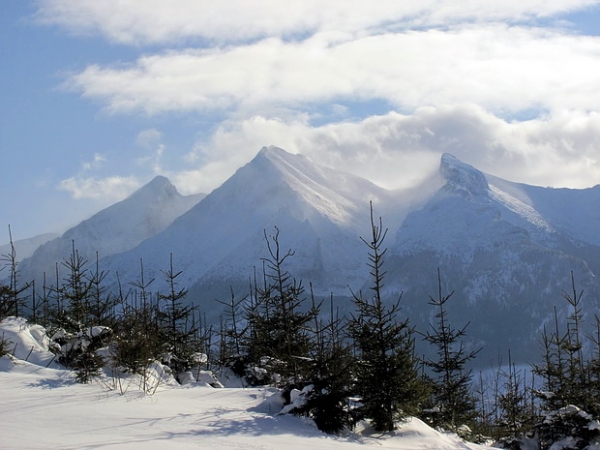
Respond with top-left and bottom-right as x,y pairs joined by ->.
18,176 -> 204,285
387,153 -> 600,363
101,146 -> 435,298
0,232 -> 58,261
14,147 -> 600,365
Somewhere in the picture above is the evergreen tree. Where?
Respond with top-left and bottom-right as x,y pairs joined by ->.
216,286 -> 247,376
531,273 -> 600,450
243,227 -> 317,384
348,203 -> 425,432
0,226 -> 30,319
55,241 -> 93,327
47,242 -> 113,382
65,326 -> 112,384
587,315 -> 600,417
294,289 -> 354,433
495,351 -> 534,448
112,260 -> 162,378
532,274 -> 590,411
156,254 -> 198,378
560,272 -> 588,409
586,315 -> 600,417
421,268 -> 479,432
0,284 -> 17,321
87,252 -> 117,327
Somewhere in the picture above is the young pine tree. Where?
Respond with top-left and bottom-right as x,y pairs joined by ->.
294,289 -> 354,434
157,253 -> 197,378
348,203 -> 425,432
0,225 -> 31,319
588,315 -> 600,418
55,241 -> 93,327
531,273 -> 600,449
216,286 -> 247,376
494,351 -> 534,448
112,260 -> 163,381
532,274 -> 589,411
421,268 -> 479,432
48,242 -> 113,382
243,227 -> 317,385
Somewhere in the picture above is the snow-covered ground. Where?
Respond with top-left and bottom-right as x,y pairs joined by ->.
0,317 -> 494,450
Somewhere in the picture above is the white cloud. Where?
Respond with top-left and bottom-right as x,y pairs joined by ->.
59,175 -> 141,200
64,27 -> 600,116
35,0 -> 600,44
135,128 -> 162,148
136,144 -> 166,175
79,152 -> 106,171
56,106 -> 599,202
134,128 -> 167,174
35,0 -> 600,200
172,106 -> 600,196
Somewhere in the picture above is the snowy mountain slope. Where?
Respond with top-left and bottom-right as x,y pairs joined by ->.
17,176 -> 203,285
11,147 -> 600,366
488,174 -> 600,247
391,154 -> 567,259
387,154 -> 600,363
0,232 -> 58,261
101,146 -> 434,302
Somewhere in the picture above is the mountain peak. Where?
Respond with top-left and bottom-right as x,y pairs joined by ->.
127,175 -> 179,204
440,153 -> 489,197
18,173 -> 200,285
258,145 -> 288,156
141,175 -> 177,193
147,174 -> 171,185
255,145 -> 302,164
248,146 -> 315,184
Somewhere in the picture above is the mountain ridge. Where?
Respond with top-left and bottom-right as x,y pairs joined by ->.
12,147 -> 600,365
17,176 -> 204,285
387,154 -> 600,362
100,146 -> 404,293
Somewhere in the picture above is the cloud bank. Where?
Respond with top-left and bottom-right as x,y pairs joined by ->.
36,0 -> 600,44
59,176 -> 140,200
35,0 -> 600,204
172,106 -> 600,196
62,27 -> 600,117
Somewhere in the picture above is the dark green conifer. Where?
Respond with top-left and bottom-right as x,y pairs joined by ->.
349,203 -> 425,432
421,269 -> 479,432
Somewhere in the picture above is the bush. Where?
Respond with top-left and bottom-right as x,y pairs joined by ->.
536,405 -> 600,450
54,326 -> 112,383
0,333 -> 11,358
300,382 -> 351,433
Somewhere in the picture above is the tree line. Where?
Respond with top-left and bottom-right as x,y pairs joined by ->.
1,208 -> 600,449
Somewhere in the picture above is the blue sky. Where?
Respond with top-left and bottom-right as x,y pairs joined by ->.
2,1 -> 600,244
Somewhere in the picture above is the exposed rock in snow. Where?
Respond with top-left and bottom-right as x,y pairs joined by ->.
440,152 -> 489,198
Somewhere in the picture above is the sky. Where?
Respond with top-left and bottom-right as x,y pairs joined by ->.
2,1 -> 600,244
